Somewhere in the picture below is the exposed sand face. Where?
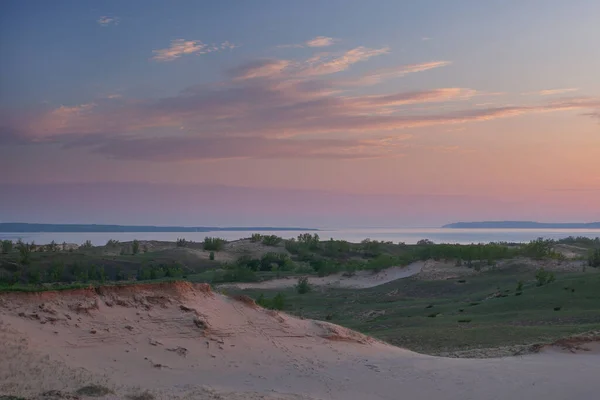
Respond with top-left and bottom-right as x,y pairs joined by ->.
1,282 -> 599,400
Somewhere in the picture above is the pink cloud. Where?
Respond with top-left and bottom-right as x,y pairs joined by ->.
341,61 -> 452,86
152,39 -> 236,62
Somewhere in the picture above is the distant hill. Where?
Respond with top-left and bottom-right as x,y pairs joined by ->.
442,221 -> 600,229
0,223 -> 317,233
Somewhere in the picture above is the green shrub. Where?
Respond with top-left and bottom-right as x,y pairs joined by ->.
203,237 -> 226,251
250,233 -> 263,242
262,235 -> 282,246
17,241 -> 31,265
296,276 -> 311,294
521,238 -> 554,259
588,248 -> 600,268
132,240 -> 140,255
81,240 -> 93,249
272,293 -> 285,310
209,251 -> 215,261
222,267 -> 257,282
1,240 -> 12,254
535,268 -> 555,286
176,238 -> 188,247
106,239 -> 120,247
516,280 -> 524,292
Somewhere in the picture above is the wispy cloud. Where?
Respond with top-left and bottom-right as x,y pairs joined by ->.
306,36 -> 338,47
278,36 -> 339,49
3,45 -> 600,163
523,88 -> 580,96
229,46 -> 389,79
97,16 -> 119,26
152,39 -> 236,62
340,61 -> 451,86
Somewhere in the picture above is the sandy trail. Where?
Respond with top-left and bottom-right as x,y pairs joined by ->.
222,261 -> 425,290
1,282 -> 599,400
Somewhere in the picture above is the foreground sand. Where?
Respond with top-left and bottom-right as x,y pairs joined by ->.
1,282 -> 599,400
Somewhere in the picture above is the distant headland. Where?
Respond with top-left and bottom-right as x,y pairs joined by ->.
0,223 -> 318,233
442,221 -> 600,229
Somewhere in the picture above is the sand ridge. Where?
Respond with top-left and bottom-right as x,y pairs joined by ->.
1,282 -> 599,400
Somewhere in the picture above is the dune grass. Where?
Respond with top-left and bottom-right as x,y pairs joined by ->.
227,265 -> 600,355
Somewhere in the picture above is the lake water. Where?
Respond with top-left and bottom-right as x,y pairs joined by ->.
1,228 -> 600,246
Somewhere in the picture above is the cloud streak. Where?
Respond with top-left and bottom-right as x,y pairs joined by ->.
97,16 -> 119,26
524,88 -> 579,96
278,36 -> 339,48
339,61 -> 452,86
152,39 -> 236,62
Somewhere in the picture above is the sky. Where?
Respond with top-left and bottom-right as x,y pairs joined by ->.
1,0 -> 599,227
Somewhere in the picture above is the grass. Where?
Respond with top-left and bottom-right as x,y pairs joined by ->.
0,277 -> 185,293
226,265 -> 600,355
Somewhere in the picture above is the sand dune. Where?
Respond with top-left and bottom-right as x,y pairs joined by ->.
1,282 -> 599,400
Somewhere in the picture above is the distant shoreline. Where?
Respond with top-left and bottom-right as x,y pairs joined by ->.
443,221 -> 600,229
0,223 -> 318,233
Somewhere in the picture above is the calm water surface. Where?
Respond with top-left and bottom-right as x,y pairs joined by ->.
1,228 -> 599,246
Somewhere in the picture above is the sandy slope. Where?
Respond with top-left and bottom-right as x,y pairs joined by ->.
1,282 -> 599,400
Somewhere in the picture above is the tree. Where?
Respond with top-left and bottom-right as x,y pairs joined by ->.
250,233 -> 262,242
81,240 -> 93,249
132,240 -> 140,255
203,237 -> 226,251
176,238 -> 188,247
48,240 -> 58,252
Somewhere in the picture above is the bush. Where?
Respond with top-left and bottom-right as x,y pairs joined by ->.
255,293 -> 286,310
516,280 -> 524,292
132,240 -> 140,255
176,238 -> 188,247
222,267 -> 258,282
588,248 -> 600,268
250,233 -> 263,242
203,237 -> 226,251
81,240 -> 93,249
209,251 -> 215,261
1,240 -> 12,254
298,233 -> 320,250
272,293 -> 285,310
296,276 -> 311,294
17,241 -> 31,265
262,235 -> 282,246
535,268 -> 555,286
522,238 -> 554,259
106,239 -> 120,247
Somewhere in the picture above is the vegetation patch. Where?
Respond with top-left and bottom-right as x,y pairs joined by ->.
76,385 -> 113,396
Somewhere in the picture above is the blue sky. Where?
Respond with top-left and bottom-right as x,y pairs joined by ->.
1,1 -> 599,226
